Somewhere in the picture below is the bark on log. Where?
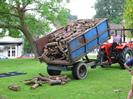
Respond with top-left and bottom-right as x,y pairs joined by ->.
8,84 -> 21,91
48,80 -> 62,85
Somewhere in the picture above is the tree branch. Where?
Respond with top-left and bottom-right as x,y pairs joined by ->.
0,24 -> 21,30
23,3 -> 29,9
0,12 -> 19,17
24,8 -> 39,12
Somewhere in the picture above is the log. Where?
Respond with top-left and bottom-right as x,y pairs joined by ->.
31,83 -> 40,89
24,80 -> 35,85
48,79 -> 62,85
46,42 -> 58,47
24,78 -> 38,85
39,73 -> 46,77
38,76 -> 51,82
8,84 -> 21,91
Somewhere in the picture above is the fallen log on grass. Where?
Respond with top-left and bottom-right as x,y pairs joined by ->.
8,84 -> 21,91
24,74 -> 71,89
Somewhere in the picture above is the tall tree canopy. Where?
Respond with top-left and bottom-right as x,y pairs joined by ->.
94,0 -> 125,24
0,0 -> 70,56
124,0 -> 133,28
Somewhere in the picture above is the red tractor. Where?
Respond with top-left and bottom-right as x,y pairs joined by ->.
97,29 -> 133,69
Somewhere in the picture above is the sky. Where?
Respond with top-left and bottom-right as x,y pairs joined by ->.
66,0 -> 96,19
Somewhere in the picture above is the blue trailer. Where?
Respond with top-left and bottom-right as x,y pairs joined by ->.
35,18 -> 110,79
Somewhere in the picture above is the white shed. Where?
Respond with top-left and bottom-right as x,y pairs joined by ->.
0,36 -> 23,58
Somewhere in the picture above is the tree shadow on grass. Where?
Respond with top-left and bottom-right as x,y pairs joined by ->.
96,63 -> 124,70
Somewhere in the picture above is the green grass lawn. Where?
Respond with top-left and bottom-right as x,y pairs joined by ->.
0,59 -> 131,99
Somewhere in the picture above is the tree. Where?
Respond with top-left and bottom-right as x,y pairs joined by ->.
0,29 -> 6,37
124,0 -> 133,37
0,0 -> 69,57
94,0 -> 125,24
124,0 -> 133,29
23,38 -> 32,53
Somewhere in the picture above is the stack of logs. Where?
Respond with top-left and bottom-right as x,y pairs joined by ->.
24,73 -> 70,89
42,19 -> 102,61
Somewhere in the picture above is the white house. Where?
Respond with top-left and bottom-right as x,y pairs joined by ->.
0,36 -> 23,58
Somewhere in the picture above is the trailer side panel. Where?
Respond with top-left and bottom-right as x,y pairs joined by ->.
68,19 -> 110,62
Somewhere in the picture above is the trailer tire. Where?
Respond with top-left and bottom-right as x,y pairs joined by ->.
72,62 -> 88,80
47,68 -> 61,76
119,47 -> 133,69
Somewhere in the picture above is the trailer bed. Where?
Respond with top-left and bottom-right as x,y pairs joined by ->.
35,19 -> 110,65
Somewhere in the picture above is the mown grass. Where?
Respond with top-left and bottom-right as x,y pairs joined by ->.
0,59 -> 131,99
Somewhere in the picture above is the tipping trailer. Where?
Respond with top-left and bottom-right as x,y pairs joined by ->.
35,18 -> 110,79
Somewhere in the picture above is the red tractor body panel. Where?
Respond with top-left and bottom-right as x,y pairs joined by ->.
100,43 -> 112,56
116,43 -> 127,50
127,43 -> 133,50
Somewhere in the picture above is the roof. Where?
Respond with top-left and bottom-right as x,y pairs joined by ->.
109,23 -> 124,29
0,36 -> 23,43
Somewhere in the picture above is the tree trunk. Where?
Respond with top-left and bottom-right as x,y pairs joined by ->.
18,8 -> 39,57
21,26 -> 39,57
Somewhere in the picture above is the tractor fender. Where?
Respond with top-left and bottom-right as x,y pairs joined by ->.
100,43 -> 112,49
116,43 -> 127,50
101,46 -> 105,49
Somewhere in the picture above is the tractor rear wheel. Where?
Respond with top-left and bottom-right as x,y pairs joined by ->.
97,50 -> 111,68
72,62 -> 88,80
119,48 -> 133,69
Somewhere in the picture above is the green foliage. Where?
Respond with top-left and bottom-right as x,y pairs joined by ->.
0,29 -> 5,37
57,9 -> 69,26
25,14 -> 51,38
111,17 -> 122,24
23,38 -> 32,53
40,0 -> 70,27
56,9 -> 77,26
124,0 -> 133,29
8,29 -> 22,38
95,0 -> 125,24
0,0 -> 69,36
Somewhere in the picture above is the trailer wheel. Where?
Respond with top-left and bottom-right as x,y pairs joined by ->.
47,67 -> 61,76
72,62 -> 88,80
119,48 -> 133,69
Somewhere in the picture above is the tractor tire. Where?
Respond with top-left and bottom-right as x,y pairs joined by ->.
47,67 -> 61,76
72,62 -> 88,80
97,50 -> 111,68
119,47 -> 133,69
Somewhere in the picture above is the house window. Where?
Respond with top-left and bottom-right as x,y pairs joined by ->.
12,46 -> 15,57
12,51 -> 15,56
8,50 -> 10,57
7,47 -> 10,57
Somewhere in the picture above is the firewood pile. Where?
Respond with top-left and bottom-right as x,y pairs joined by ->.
24,73 -> 71,89
42,19 -> 102,62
